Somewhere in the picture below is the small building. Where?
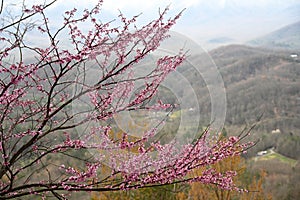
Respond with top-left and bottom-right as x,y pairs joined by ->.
257,150 -> 267,156
188,107 -> 195,112
271,129 -> 281,134
290,54 -> 298,58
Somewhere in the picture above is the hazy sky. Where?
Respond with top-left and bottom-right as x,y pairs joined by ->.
4,0 -> 300,50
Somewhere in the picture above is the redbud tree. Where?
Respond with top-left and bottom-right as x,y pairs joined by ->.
0,0 -> 253,199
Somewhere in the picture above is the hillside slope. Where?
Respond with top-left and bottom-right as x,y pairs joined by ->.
209,45 -> 300,131
208,45 -> 300,159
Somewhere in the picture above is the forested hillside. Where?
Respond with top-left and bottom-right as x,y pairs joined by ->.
209,45 -> 300,157
211,45 -> 299,129
151,44 -> 299,160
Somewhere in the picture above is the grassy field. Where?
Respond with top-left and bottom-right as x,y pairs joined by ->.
254,149 -> 298,167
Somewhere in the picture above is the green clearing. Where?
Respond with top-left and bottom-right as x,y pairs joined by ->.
256,151 -> 298,167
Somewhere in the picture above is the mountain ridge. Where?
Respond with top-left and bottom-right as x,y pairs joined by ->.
247,21 -> 300,50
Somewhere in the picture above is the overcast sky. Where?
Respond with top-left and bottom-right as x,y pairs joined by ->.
4,0 -> 300,50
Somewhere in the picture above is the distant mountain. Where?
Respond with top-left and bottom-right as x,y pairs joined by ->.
248,21 -> 300,50
207,37 -> 234,44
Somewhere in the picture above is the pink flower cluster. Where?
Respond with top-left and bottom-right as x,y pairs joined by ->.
60,163 -> 100,183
